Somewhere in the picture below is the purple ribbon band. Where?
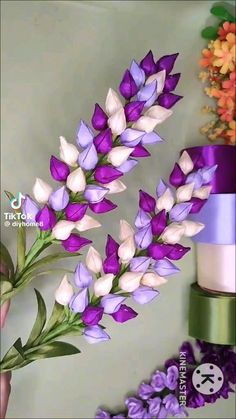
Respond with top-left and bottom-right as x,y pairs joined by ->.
183,145 -> 236,194
190,193 -> 236,244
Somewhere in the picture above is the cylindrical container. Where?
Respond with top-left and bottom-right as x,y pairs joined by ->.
189,283 -> 236,345
197,243 -> 236,293
183,145 -> 236,194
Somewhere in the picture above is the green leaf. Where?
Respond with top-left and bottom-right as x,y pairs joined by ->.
4,190 -> 14,201
17,221 -> 26,273
25,290 -> 47,347
201,26 -> 219,40
0,275 -> 13,295
1,338 -> 25,367
26,341 -> 81,361
0,242 -> 14,278
43,302 -> 64,333
210,5 -> 235,22
28,252 -> 79,271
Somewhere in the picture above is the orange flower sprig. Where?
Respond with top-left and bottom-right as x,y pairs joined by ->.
199,6 -> 236,145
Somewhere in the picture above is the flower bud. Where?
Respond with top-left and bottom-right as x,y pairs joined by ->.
178,151 -> 194,175
146,70 -> 166,95
76,215 -> 101,232
33,178 -> 53,204
107,146 -> 133,167
108,108 -> 126,136
84,325 -> 110,344
176,183 -> 194,203
105,88 -> 123,116
59,136 -> 79,167
103,180 -> 127,194
86,246 -> 103,273
94,273 -> 115,297
52,220 -> 75,240
156,188 -> 174,211
66,167 -> 86,193
144,105 -> 173,123
182,220 -> 204,237
192,185 -> 212,200
161,223 -> 185,244
133,116 -> 159,133
119,220 -> 134,241
119,272 -> 143,292
141,272 -> 167,287
55,275 -> 74,306
118,236 -> 136,263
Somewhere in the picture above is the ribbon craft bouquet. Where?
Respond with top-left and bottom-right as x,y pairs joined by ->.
0,32 -> 235,419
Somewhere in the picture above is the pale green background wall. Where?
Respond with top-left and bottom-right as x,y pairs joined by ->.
1,1 -> 235,418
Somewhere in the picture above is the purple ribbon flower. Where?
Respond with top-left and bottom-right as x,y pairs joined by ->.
139,190 -> 156,213
140,50 -> 157,76
91,104 -> 108,131
94,129 -> 113,154
50,156 -> 70,182
111,304 -> 138,323
35,205 -> 57,231
81,305 -> 104,326
119,69 -> 139,99
65,203 -> 88,221
94,166 -> 123,184
61,234 -> 92,252
89,198 -> 117,214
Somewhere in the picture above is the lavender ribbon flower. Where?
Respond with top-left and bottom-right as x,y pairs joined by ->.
135,209 -> 151,229
84,325 -> 110,344
76,120 -> 94,148
166,366 -> 179,390
120,128 -> 145,147
130,257 -> 151,273
169,203 -> 193,222
151,370 -> 167,391
137,80 -> 158,108
74,262 -> 93,288
22,195 -> 40,223
117,159 -> 138,173
69,288 -> 88,313
84,185 -> 109,203
79,143 -> 98,170
147,397 -> 162,417
135,225 -> 153,249
100,294 -> 126,314
154,259 -> 180,277
125,397 -> 145,419
132,286 -> 159,304
130,60 -> 145,88
49,186 -> 69,211
138,383 -> 155,400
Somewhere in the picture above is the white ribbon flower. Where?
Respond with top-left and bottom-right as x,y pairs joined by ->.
178,151 -> 194,175
33,178 -> 53,204
118,235 -> 136,263
119,272 -> 143,292
193,185 -> 212,199
156,188 -> 175,211
182,220 -> 205,237
108,108 -> 126,135
132,116 -> 159,133
176,183 -> 194,203
144,105 -> 173,123
55,275 -> 74,306
103,180 -> 127,194
119,220 -> 134,241
86,246 -> 103,274
94,274 -> 115,297
59,136 -> 79,167
141,272 -> 167,287
52,220 -> 75,240
161,223 -> 185,244
66,167 -> 86,193
146,70 -> 166,95
76,215 -> 101,232
107,146 -> 133,167
105,88 -> 123,116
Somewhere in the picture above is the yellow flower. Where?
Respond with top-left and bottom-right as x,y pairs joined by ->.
213,40 -> 236,74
